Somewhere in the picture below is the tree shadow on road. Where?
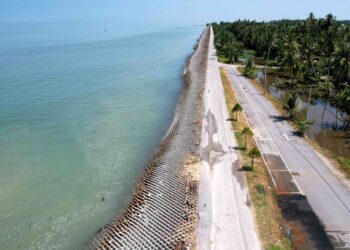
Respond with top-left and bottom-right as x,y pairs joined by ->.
269,115 -> 288,122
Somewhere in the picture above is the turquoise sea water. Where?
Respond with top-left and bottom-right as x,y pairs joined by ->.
0,23 -> 202,249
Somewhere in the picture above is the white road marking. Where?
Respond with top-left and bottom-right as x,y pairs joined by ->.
227,66 -> 303,195
282,133 -> 290,141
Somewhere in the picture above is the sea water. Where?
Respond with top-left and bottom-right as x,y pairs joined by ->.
0,22 -> 203,249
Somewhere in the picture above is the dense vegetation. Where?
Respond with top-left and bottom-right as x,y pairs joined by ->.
212,14 -> 350,128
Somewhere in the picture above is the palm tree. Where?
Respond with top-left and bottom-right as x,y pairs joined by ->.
232,41 -> 244,62
278,35 -> 301,84
243,58 -> 257,79
333,35 -> 350,84
283,92 -> 298,120
212,15 -> 349,134
300,35 -> 320,84
241,127 -> 253,149
320,16 -> 335,82
248,147 -> 262,170
231,103 -> 243,121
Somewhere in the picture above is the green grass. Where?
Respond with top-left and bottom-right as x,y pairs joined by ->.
267,246 -> 285,250
338,157 -> 350,177
241,49 -> 256,60
217,55 -> 230,63
243,49 -> 256,56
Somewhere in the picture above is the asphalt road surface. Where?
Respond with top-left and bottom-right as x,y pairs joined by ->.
224,64 -> 350,249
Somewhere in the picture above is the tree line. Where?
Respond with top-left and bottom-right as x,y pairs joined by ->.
212,13 -> 350,129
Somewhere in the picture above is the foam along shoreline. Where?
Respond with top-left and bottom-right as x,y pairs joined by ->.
197,26 -> 261,249
91,27 -> 209,249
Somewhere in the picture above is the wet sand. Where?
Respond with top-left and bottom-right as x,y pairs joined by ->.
90,27 -> 210,249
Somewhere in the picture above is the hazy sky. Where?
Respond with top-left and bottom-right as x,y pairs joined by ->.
1,0 -> 349,24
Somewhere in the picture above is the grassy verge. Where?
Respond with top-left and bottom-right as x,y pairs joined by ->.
237,66 -> 350,179
220,67 -> 292,250
338,157 -> 350,177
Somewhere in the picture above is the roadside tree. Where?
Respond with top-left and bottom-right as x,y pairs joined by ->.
248,147 -> 262,171
231,103 -> 243,121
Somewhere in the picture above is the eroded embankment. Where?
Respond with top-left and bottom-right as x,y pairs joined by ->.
90,27 -> 209,249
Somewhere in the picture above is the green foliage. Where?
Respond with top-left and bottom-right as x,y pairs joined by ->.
231,103 -> 243,121
295,119 -> 312,136
277,35 -> 301,83
212,13 -> 350,120
267,246 -> 285,250
213,26 -> 243,63
217,55 -> 230,63
248,147 -> 262,170
255,184 -> 266,197
241,127 -> 253,149
243,58 -> 258,79
336,84 -> 350,114
338,157 -> 350,173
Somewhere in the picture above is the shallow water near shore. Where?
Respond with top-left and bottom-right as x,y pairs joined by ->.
0,23 -> 203,249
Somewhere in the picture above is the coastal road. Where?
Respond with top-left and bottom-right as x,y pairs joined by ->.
224,65 -> 350,249
198,27 -> 261,250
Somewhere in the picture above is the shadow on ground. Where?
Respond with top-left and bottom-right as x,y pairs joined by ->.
269,115 -> 288,122
226,118 -> 236,122
238,165 -> 253,172
278,195 -> 333,250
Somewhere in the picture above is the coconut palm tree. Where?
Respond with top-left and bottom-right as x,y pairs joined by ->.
248,147 -> 262,171
243,58 -> 257,79
212,15 -> 349,131
231,103 -> 243,121
333,35 -> 350,84
278,35 -> 301,84
241,127 -> 253,149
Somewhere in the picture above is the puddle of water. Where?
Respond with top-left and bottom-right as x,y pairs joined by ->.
257,69 -> 350,160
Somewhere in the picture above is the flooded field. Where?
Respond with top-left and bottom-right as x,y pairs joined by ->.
257,69 -> 350,160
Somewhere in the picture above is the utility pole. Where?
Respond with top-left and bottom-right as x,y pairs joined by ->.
306,85 -> 314,122
264,65 -> 267,95
264,48 -> 270,96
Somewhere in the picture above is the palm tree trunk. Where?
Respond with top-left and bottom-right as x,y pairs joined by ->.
321,101 -> 327,125
251,157 -> 254,170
